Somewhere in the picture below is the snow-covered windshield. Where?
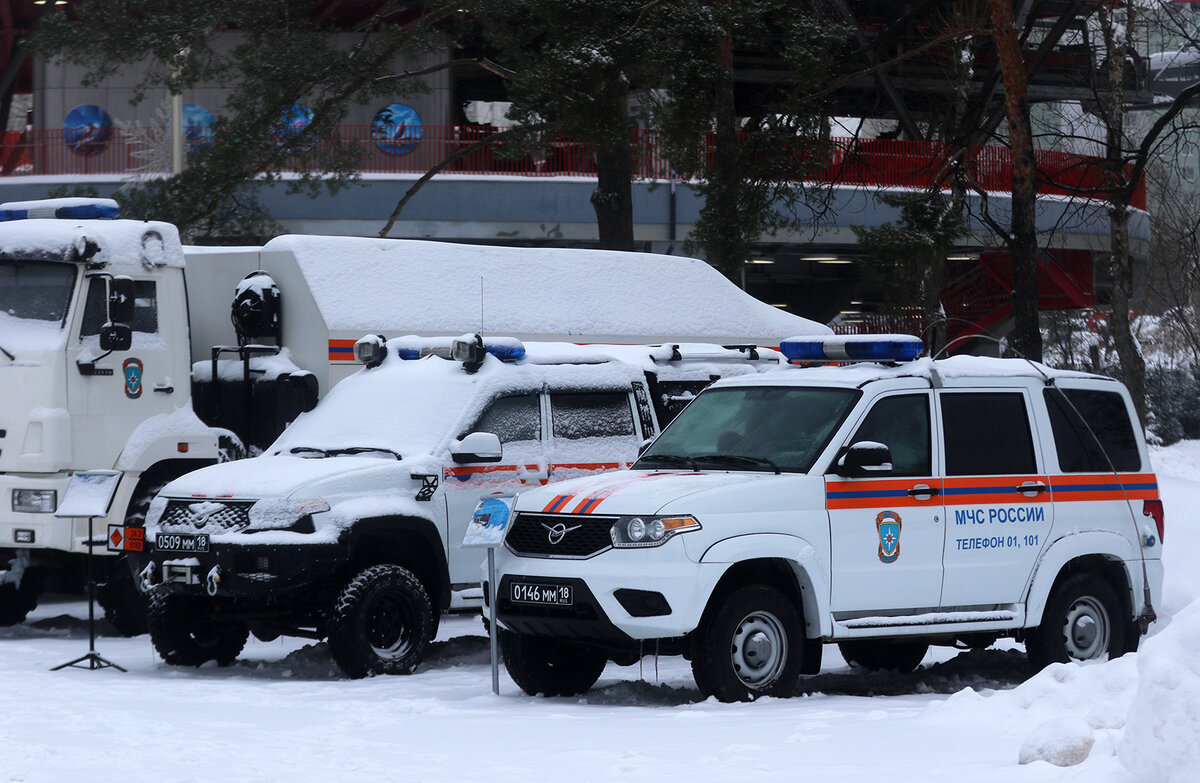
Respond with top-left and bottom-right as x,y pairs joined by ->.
0,259 -> 76,351
269,355 -> 483,459
636,386 -> 861,473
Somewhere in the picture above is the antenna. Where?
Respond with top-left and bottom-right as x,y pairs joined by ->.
479,276 -> 485,334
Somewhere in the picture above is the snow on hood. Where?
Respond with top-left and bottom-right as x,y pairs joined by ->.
262,234 -> 827,343
160,453 -> 423,500
0,218 -> 183,272
515,469 -> 771,516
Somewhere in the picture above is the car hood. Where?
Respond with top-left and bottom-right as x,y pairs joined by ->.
516,469 -> 774,517
160,454 -> 422,500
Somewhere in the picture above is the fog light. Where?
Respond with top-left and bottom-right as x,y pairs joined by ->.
12,489 -> 56,513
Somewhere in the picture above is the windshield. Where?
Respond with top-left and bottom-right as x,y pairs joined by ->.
636,385 -> 861,473
0,260 -> 77,352
269,356 -> 483,458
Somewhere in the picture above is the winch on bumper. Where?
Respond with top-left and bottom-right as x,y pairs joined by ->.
132,541 -> 344,600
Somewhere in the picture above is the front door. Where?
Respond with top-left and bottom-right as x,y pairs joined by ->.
827,392 -> 945,614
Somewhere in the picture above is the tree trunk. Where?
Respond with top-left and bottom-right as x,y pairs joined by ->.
988,0 -> 1042,362
1102,2 -> 1146,424
591,141 -> 635,251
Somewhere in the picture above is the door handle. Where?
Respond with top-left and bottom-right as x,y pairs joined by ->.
1016,481 -> 1047,496
907,484 -> 939,499
153,383 -> 174,394
518,466 -> 549,482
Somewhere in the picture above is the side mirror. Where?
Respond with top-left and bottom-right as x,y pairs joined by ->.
108,276 -> 135,325
837,441 -> 893,478
638,437 -> 655,456
451,431 -> 503,464
99,323 -> 132,353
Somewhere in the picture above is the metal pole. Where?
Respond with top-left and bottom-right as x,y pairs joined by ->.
86,516 -> 96,655
171,92 -> 184,175
488,548 -> 499,695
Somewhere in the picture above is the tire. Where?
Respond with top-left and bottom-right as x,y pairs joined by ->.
690,585 -> 805,702
147,591 -> 249,667
96,562 -> 148,637
1026,572 -> 1127,672
326,564 -> 433,679
0,578 -> 41,627
500,630 -> 608,697
838,639 -> 929,673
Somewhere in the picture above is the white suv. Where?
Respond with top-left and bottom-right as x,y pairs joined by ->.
492,336 -> 1164,702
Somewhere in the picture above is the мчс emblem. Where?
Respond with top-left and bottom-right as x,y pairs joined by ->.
877,510 -> 901,563
542,521 -> 582,545
123,357 -> 143,399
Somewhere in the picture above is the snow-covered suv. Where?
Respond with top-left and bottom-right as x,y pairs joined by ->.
492,336 -> 1164,702
130,335 -> 780,677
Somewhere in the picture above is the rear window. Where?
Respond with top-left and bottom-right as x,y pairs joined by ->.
941,392 -> 1037,475
1044,388 -> 1141,472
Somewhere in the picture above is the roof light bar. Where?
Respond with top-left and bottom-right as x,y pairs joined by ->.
389,334 -> 526,363
780,334 -> 924,363
0,198 -> 120,222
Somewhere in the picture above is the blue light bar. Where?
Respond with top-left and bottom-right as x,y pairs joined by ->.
390,335 -> 526,363
779,334 -> 924,363
484,339 -> 525,362
0,198 -> 120,222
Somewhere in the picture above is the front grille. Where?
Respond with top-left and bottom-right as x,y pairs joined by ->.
505,512 -> 614,558
159,499 -> 252,532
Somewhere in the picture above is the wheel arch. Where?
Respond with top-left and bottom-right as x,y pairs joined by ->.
699,533 -> 831,640
342,516 -> 451,613
1024,531 -> 1141,629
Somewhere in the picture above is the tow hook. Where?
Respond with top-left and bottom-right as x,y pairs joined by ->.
137,561 -> 156,592
206,565 -> 222,596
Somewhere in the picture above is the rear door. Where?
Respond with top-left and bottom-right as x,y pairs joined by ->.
938,390 -> 1054,608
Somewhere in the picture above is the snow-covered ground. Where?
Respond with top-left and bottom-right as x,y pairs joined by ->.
4,445 -> 1200,782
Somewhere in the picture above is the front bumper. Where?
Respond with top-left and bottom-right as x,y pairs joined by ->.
493,541 -> 725,643
132,540 -> 344,600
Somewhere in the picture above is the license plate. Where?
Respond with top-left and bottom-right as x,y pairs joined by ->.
154,532 -> 210,553
510,582 -> 573,606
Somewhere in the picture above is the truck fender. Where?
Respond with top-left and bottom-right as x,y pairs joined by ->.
116,409 -> 221,472
1023,530 -> 1144,628
344,516 -> 452,612
699,533 -> 832,639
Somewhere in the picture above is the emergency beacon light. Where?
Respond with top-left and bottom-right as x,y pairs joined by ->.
780,334 -> 924,363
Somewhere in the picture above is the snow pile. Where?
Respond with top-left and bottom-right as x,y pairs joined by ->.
1018,717 -> 1095,766
1119,597 -> 1200,781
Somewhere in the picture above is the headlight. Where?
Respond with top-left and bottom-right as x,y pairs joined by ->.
610,515 -> 700,548
248,498 -> 329,532
12,489 -> 57,513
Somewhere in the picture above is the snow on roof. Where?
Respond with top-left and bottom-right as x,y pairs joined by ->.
713,355 -> 1110,389
0,218 -> 184,272
262,235 -> 828,344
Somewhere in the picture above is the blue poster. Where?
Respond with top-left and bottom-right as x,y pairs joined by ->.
372,103 -> 423,155
63,104 -> 113,156
181,103 -> 215,150
272,103 -> 314,149
462,495 -> 516,548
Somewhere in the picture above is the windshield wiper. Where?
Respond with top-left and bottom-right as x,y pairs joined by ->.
287,446 -> 329,458
692,454 -> 780,474
635,453 -> 699,471
331,446 -> 401,460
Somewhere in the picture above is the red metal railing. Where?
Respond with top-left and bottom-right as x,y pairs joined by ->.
0,126 -> 1144,209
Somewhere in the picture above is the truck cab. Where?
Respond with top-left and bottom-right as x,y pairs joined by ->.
131,335 -> 781,677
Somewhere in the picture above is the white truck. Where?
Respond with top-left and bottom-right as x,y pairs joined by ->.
0,198 -> 824,633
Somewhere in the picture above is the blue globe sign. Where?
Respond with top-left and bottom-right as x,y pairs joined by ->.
62,104 -> 113,156
272,103 -> 315,150
372,103 -> 423,155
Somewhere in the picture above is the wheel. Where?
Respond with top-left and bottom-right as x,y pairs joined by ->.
96,561 -> 148,637
1026,572 -> 1127,671
500,630 -> 607,696
838,639 -> 929,673
147,591 -> 249,666
690,585 -> 805,702
0,578 -> 41,627
326,564 -> 433,679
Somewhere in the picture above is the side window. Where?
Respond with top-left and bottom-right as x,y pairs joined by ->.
941,392 -> 1037,475
551,391 -> 636,440
846,394 -> 931,476
468,394 -> 541,444
80,278 -> 159,336
1044,388 -> 1141,472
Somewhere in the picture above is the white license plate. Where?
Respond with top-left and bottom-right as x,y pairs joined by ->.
154,533 -> 210,553
510,582 -> 573,606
